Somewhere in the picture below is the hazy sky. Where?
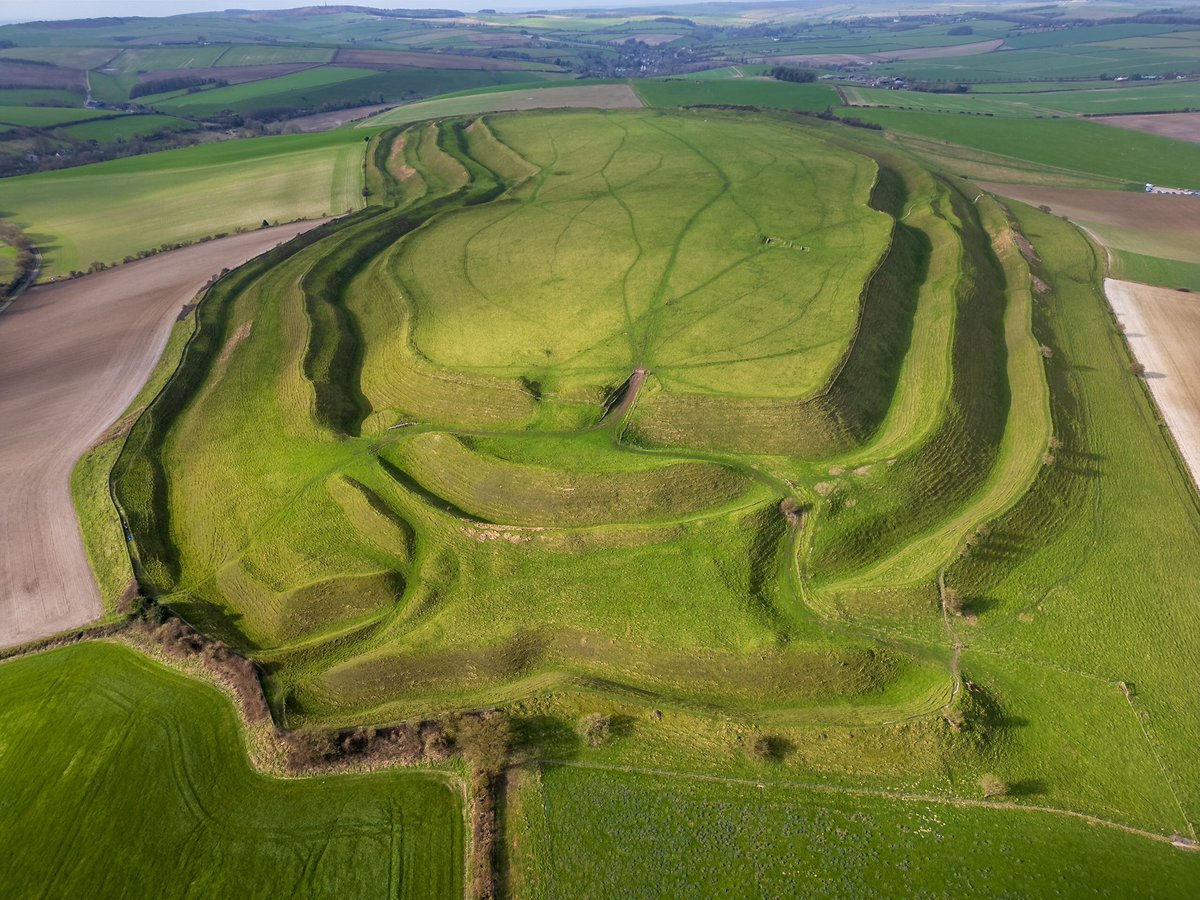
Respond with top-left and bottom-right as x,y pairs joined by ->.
0,1 -> 621,25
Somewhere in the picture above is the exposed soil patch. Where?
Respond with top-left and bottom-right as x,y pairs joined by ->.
1106,278 -> 1200,488
388,133 -> 416,181
0,220 -> 326,649
1096,112 -> 1200,146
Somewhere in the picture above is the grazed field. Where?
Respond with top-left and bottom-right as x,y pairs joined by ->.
45,100 -> 1200,894
1099,111 -> 1200,145
0,221 -> 325,648
1106,278 -> 1200,487
2,131 -> 363,276
0,641 -> 463,898
365,84 -> 642,127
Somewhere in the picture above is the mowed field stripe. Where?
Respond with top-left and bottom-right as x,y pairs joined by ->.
0,222 -> 327,648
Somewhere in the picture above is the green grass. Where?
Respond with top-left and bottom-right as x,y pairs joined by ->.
81,102 -> 1200,887
635,78 -> 841,113
520,765 -> 1200,896
147,66 -> 545,117
148,65 -> 377,112
0,105 -> 120,127
1110,250 -> 1200,291
845,79 -> 1200,117
0,87 -> 83,106
215,44 -> 335,67
845,107 -> 1200,188
0,642 -> 463,898
360,79 -> 624,128
61,114 -> 196,143
3,130 -> 364,276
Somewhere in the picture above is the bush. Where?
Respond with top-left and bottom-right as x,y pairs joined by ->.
749,734 -> 790,762
577,713 -> 614,747
453,711 -> 511,775
980,773 -> 1009,798
942,586 -> 964,616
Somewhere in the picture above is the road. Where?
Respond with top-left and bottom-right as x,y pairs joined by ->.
0,221 -> 327,648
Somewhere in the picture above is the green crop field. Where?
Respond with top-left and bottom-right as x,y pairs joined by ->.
62,114 -> 196,143
845,79 -> 1200,117
214,44 -> 335,67
3,130 -> 364,275
149,66 -> 378,111
515,765 -> 1200,895
0,105 -> 119,127
636,78 -> 841,112
844,107 -> 1200,188
0,642 -> 462,898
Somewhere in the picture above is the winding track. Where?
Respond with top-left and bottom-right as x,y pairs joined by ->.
0,221 -> 327,649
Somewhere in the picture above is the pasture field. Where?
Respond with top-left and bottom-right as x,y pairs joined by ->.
2,130 -> 363,276
512,765 -> 1200,896
62,114 -> 197,143
845,107 -> 1200,188
0,642 -> 463,898
845,78 -> 1200,118
147,66 -> 551,118
215,44 -> 336,67
148,66 -> 379,111
0,105 -> 121,127
365,83 -> 642,127
635,78 -> 841,112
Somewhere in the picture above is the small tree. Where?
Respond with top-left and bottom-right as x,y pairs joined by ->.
577,713 -> 614,747
980,773 -> 1009,798
749,734 -> 788,762
454,712 -> 511,776
943,587 -> 964,616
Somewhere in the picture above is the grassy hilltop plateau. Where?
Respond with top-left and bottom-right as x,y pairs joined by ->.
3,1 -> 1200,897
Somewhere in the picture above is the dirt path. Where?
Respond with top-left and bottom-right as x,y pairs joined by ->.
1105,278 -> 1200,490
0,221 -> 327,649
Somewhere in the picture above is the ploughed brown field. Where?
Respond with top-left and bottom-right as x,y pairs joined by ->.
1105,278 -> 1200,489
981,182 -> 1200,264
0,221 -> 325,649
1097,111 -> 1200,146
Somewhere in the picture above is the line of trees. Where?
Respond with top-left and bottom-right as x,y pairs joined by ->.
770,65 -> 817,83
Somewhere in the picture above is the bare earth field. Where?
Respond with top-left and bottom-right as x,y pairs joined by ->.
982,183 -> 1200,262
1105,278 -> 1200,488
1098,112 -> 1200,146
0,221 -> 326,649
